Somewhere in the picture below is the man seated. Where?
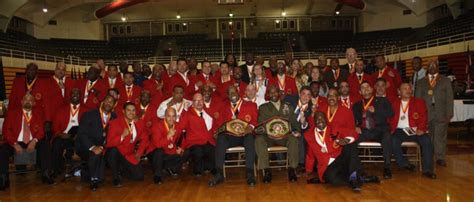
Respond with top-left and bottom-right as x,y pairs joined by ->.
255,85 -> 303,183
208,86 -> 258,187
0,93 -> 55,191
51,88 -> 85,177
305,112 -> 378,192
106,102 -> 149,187
148,108 -> 184,184
75,95 -> 117,191
389,82 -> 436,179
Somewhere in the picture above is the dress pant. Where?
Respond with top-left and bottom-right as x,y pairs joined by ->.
323,143 -> 362,186
149,148 -> 181,177
51,137 -> 75,174
0,140 -> 52,180
76,148 -> 105,182
189,143 -> 215,174
357,127 -> 392,168
255,134 -> 299,169
298,133 -> 306,165
392,129 -> 434,173
215,133 -> 255,170
106,148 -> 144,181
429,119 -> 448,161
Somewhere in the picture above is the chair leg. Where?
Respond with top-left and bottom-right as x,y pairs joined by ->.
418,146 -> 422,172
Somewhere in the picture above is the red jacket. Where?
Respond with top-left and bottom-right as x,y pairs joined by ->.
178,107 -> 217,149
321,104 -> 358,141
135,103 -> 158,134
3,108 -> 45,146
99,75 -> 124,90
143,79 -> 168,103
117,84 -> 142,106
216,100 -> 258,127
76,79 -> 108,111
347,73 -> 374,102
168,73 -> 195,100
212,77 -> 235,100
44,76 -> 76,121
191,73 -> 214,90
204,96 -> 224,120
338,95 -> 357,110
106,118 -> 149,165
148,120 -> 184,155
371,66 -> 401,100
389,97 -> 428,133
8,77 -> 48,112
268,75 -> 298,96
311,96 -> 328,113
52,104 -> 85,139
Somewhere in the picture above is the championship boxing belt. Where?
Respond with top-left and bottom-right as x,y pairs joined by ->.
216,119 -> 249,137
254,117 -> 291,140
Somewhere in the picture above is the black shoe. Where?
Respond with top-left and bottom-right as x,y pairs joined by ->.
0,175 -> 9,191
246,170 -> 256,187
350,179 -> 362,192
296,164 -> 305,175
41,174 -> 56,185
403,164 -> 416,172
383,168 -> 392,179
153,176 -> 163,185
208,173 -> 224,187
90,180 -> 99,191
263,169 -> 272,184
193,171 -> 202,177
288,168 -> 297,182
167,168 -> 179,178
436,160 -> 447,167
113,178 -> 122,187
363,175 -> 380,183
307,177 -> 321,184
423,172 -> 437,179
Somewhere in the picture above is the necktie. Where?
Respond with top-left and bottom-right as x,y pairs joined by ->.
59,79 -> 64,89
358,75 -> 362,81
22,113 -> 31,144
200,112 -> 203,118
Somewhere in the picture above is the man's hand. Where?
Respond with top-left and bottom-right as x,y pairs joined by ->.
195,81 -> 203,88
134,153 -> 141,161
208,83 -> 217,90
26,140 -> 37,153
156,82 -> 163,91
244,125 -> 254,134
355,127 -> 362,134
415,129 -> 425,136
368,106 -> 375,113
299,113 -> 307,125
176,147 -> 184,155
337,138 -> 350,146
167,99 -> 177,107
91,146 -> 103,155
167,128 -> 176,141
121,128 -> 130,139
13,144 -> 23,154
388,71 -> 395,77
292,131 -> 301,137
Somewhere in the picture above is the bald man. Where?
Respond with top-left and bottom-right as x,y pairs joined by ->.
45,62 -> 76,123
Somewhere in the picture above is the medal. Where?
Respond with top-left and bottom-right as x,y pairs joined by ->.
400,99 -> 410,121
334,82 -> 338,87
400,115 -> 406,120
321,147 -> 327,153
71,119 -> 76,124
427,89 -> 433,95
168,144 -> 174,149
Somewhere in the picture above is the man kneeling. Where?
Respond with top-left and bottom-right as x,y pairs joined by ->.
106,102 -> 148,187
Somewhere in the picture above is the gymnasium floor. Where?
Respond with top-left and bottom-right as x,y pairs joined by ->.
1,128 -> 473,201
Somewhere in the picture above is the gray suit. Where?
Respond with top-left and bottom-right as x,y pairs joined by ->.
415,74 -> 453,161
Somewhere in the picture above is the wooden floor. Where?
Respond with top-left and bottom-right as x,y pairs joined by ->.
1,135 -> 474,201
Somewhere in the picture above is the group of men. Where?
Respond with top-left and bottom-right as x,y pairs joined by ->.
0,48 -> 453,192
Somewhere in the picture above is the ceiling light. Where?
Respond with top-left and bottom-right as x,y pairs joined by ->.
183,22 -> 187,26
228,21 -> 233,25
176,15 -> 181,19
335,3 -> 343,15
121,16 -> 127,22
275,19 -> 280,23
229,13 -> 234,17
42,8 -> 48,13
335,11 -> 340,15
281,11 -> 287,17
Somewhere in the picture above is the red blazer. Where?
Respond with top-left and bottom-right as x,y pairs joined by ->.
268,75 -> 298,96
389,97 -> 428,133
76,79 -> 108,111
143,79 -> 168,104
117,84 -> 142,105
106,118 -> 149,165
3,108 -> 45,146
212,77 -> 235,100
204,96 -> 224,120
233,81 -> 248,98
338,95 -> 357,109
321,104 -> 358,141
168,73 -> 195,100
52,104 -> 85,139
135,103 -> 158,134
99,75 -> 124,90
312,96 -> 328,113
8,77 -> 48,111
44,76 -> 76,121
148,120 -> 184,155
191,73 -> 214,87
347,73 -> 374,102
371,66 -> 402,100
217,100 -> 258,127
305,125 -> 345,182
178,107 -> 217,149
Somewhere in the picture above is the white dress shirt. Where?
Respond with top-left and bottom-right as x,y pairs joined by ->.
157,97 -> 192,121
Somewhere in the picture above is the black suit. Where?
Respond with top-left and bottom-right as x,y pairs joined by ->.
75,109 -> 117,182
352,97 -> 394,168
324,68 -> 349,88
284,95 -> 313,165
239,64 -> 252,84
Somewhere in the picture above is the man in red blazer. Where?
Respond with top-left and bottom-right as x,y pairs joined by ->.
100,64 -> 124,90
338,81 -> 358,109
44,62 -> 76,123
0,93 -> 55,190
372,55 -> 402,100
178,93 -> 217,176
168,58 -> 195,99
143,64 -> 168,103
268,62 -> 298,96
8,63 -> 47,111
208,86 -> 258,187
106,102 -> 149,187
201,84 -> 223,120
305,112 -> 378,192
322,88 -> 358,144
148,108 -> 184,184
211,62 -> 235,100
347,60 -> 374,101
136,90 -> 158,148
232,66 -> 248,98
389,82 -> 436,179
76,67 -> 107,112
309,81 -> 328,113
193,61 -> 215,90
118,72 -> 142,107
51,88 -> 85,176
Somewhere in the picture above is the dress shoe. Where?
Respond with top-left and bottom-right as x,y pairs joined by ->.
296,164 -> 306,175
288,168 -> 297,182
383,168 -> 392,179
153,176 -> 163,185
0,176 -> 9,191
403,164 -> 416,172
363,175 -> 380,183
436,160 -> 447,167
263,169 -> 272,184
42,174 -> 56,185
193,171 -> 202,177
208,172 -> 224,187
246,170 -> 256,187
349,179 -> 361,193
90,180 -> 99,191
113,178 -> 123,187
423,172 -> 437,179
167,168 -> 179,178
306,177 -> 321,184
